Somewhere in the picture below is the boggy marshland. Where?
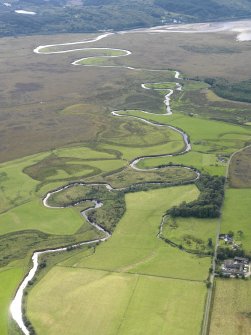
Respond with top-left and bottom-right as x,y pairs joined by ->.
1,24 -> 251,335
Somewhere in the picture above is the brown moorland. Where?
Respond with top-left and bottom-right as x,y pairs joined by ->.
0,30 -> 251,162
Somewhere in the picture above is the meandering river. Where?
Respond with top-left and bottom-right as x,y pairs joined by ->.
11,18 -> 246,333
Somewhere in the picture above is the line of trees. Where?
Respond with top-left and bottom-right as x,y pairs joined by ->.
217,246 -> 248,260
167,174 -> 225,218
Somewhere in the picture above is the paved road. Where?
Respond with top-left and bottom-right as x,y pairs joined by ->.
201,216 -> 221,335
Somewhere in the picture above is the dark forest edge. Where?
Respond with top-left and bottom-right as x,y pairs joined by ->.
204,78 -> 251,104
167,174 -> 225,219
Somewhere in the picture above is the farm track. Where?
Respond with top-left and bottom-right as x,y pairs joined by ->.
11,32 -> 202,335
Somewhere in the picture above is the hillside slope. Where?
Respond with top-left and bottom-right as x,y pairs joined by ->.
0,0 -> 251,36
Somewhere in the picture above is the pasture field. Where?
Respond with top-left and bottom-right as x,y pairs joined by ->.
75,56 -> 127,66
117,111 -> 251,154
0,200 -> 85,235
116,111 -> 251,169
209,279 -> 251,335
206,90 -> 227,102
24,155 -> 125,185
56,186 -> 211,281
28,267 -> 206,335
100,140 -> 184,162
0,112 -> 202,335
162,216 -> 217,253
229,145 -> 251,188
0,263 -> 24,335
0,142 -> 131,210
48,185 -> 210,280
99,117 -> 184,147
182,81 -> 209,91
220,188 -> 251,253
0,212 -> 103,269
54,146 -> 119,159
143,82 -> 177,89
0,152 -> 48,213
137,151 -> 227,176
0,146 -> 125,214
27,186 -> 208,335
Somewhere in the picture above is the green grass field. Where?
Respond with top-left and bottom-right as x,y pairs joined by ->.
209,279 -> 251,335
0,118 -> 201,335
0,200 -> 85,235
182,81 -> 210,91
27,186 -> 208,335
28,267 -> 206,335
220,188 -> 251,253
100,117 -> 183,147
117,111 -> 251,154
0,263 -> 25,335
115,110 -> 251,173
162,216 -> 217,253
143,82 -> 177,89
58,186 -> 210,280
137,151 -> 227,176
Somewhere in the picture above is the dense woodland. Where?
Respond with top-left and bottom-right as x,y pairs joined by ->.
217,246 -> 249,260
204,78 -> 251,103
1,0 -> 251,36
167,174 -> 225,218
155,0 -> 251,21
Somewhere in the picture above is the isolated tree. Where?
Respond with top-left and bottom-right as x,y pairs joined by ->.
208,238 -> 213,248
228,230 -> 234,238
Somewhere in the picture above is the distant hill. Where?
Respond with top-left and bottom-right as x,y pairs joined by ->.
1,0 -> 251,36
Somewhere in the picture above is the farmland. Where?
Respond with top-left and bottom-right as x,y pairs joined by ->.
27,187 -> 208,335
162,216 -> 217,254
28,268 -> 206,335
220,188 -> 251,254
209,279 -> 251,335
0,264 -> 24,335
0,22 -> 251,335
229,146 -> 251,188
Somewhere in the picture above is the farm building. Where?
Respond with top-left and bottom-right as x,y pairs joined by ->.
234,256 -> 249,265
221,257 -> 250,277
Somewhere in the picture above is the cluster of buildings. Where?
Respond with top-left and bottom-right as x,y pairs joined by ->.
219,233 -> 241,251
219,234 -> 233,243
221,257 -> 250,278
